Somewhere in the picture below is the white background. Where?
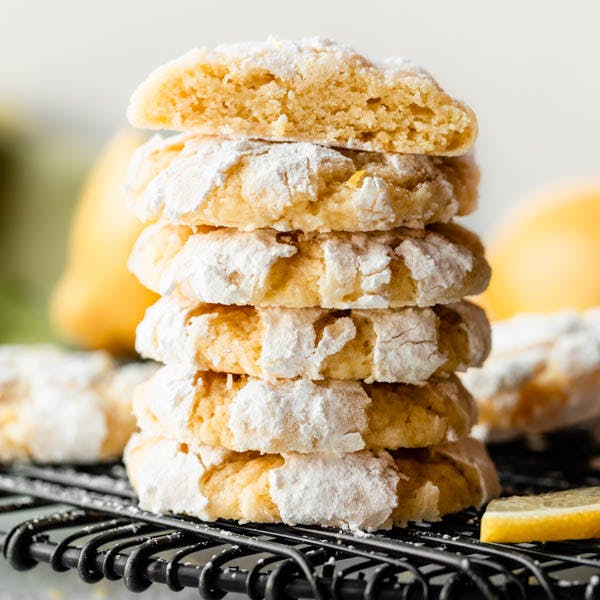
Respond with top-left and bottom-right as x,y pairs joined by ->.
2,0 -> 600,234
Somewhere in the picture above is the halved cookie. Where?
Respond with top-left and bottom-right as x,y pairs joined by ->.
129,222 -> 490,309
133,365 -> 477,454
127,38 -> 477,156
462,308 -> 600,441
0,345 -> 157,463
125,434 -> 499,531
126,134 -> 479,231
136,296 -> 490,383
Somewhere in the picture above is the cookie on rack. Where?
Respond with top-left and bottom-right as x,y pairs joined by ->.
125,434 -> 499,531
462,308 -> 600,441
133,365 -> 477,454
127,38 -> 477,156
136,296 -> 490,383
0,345 -> 157,463
126,134 -> 479,232
129,222 -> 490,309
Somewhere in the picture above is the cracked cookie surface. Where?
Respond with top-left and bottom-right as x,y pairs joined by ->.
136,296 -> 490,383
126,134 -> 479,232
129,222 -> 490,309
133,365 -> 478,454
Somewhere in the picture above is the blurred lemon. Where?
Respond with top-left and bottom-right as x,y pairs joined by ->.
51,131 -> 158,356
481,182 -> 600,319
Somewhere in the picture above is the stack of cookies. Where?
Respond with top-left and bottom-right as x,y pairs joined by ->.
123,38 -> 500,531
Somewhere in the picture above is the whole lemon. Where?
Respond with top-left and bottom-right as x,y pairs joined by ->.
482,182 -> 600,319
50,131 -> 158,355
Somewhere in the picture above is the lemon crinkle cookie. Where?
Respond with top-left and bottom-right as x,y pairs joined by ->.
133,365 -> 477,454
0,345 -> 157,463
129,222 -> 490,309
125,435 -> 499,531
127,38 -> 477,156
461,308 -> 600,441
136,296 -> 490,383
126,133 -> 479,232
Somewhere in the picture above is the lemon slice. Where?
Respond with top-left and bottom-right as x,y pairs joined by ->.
480,487 -> 600,543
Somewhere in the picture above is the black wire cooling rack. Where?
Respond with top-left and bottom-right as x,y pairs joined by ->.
2,429 -> 600,599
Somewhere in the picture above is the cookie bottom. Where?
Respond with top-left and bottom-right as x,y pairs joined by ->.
125,435 -> 500,531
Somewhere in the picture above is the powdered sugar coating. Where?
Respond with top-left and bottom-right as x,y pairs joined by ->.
195,444 -> 234,469
159,228 -> 297,303
133,364 -> 197,438
356,308 -> 445,384
138,137 -> 259,221
24,386 -> 107,463
320,235 -> 392,308
125,434 -> 212,517
127,134 -> 353,225
258,307 -> 357,379
128,221 -> 191,293
211,37 -> 429,81
135,295 -> 195,365
269,450 -> 400,531
395,232 -> 474,305
353,174 -> 396,227
228,379 -> 370,453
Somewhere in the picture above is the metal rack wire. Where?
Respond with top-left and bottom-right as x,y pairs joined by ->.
2,428 -> 600,599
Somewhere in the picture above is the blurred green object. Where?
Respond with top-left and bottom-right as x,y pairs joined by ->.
0,105 -> 95,343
